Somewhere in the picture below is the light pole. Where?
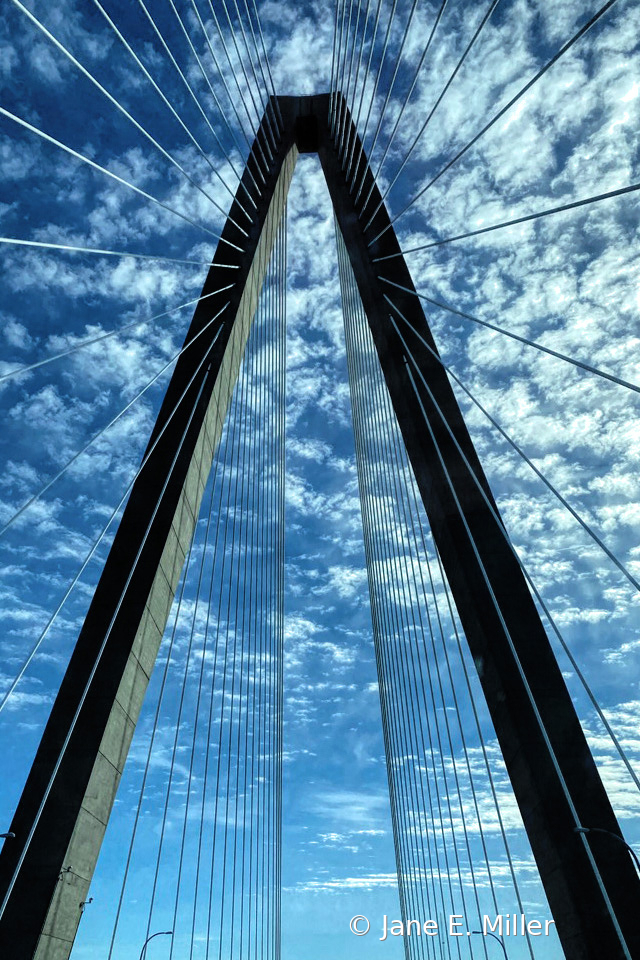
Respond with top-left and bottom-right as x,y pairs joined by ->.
472,930 -> 508,959
138,930 -> 173,960
78,897 -> 93,928
574,825 -> 640,875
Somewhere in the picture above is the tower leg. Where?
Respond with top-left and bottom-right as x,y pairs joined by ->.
0,111 -> 297,960
315,91 -> 640,960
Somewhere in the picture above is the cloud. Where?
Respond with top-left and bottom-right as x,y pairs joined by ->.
0,4 -> 636,959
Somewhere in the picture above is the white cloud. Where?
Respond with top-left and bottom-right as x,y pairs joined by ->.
0,4 -> 636,959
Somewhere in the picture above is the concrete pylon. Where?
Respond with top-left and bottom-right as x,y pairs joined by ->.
0,95 -> 637,960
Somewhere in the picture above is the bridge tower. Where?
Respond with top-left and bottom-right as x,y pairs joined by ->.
0,94 -> 637,960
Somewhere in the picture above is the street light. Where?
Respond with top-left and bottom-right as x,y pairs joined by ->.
79,898 -> 93,914
472,930 -> 508,958
138,930 -> 173,960
574,825 -> 640,875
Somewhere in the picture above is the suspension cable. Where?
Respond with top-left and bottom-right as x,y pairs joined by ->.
168,0 -> 268,182
370,179 -> 640,250
386,298 -> 640,593
358,0 -> 450,220
363,0 -> 501,230
336,0 -> 366,163
91,0 -> 253,213
385,297 -> 640,790
388,298 -> 633,956
131,0 -> 259,203
0,305 -> 229,711
8,0 -> 248,234
344,0 -> 385,183
338,236 -> 445,957
188,314 -> 248,958
329,0 -> 343,131
0,286 -> 232,385
241,0 -> 282,137
248,0 -> 284,129
334,0 -> 356,148
197,0 -> 271,177
374,0 -> 620,242
0,297 -> 230,535
353,0 -> 420,180
106,476 -> 203,959
350,0 -> 400,202
405,349 -> 632,959
339,0 -> 373,176
219,0 -> 276,157
0,366 -> 215,922
338,229 -> 470,957
0,236 -> 212,268
0,107 -> 243,250
378,277 -> 640,394
228,0 -> 279,152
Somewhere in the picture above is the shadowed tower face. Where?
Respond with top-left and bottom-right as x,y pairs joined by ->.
0,9 -> 638,959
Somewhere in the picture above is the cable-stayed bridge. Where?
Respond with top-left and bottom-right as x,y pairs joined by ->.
0,2 -> 638,959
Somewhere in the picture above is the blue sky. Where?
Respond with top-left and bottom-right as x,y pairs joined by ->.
0,0 -> 639,958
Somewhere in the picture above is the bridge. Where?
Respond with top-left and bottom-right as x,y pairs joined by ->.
0,1 -> 638,959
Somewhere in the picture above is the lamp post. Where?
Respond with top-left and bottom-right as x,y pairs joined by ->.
139,930 -> 173,960
472,930 -> 508,958
574,825 -> 640,875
